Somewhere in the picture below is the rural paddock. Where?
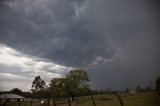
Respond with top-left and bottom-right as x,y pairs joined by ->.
0,91 -> 160,106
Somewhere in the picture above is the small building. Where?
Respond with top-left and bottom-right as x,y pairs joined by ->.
0,94 -> 25,103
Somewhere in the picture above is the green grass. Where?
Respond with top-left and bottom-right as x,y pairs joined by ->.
1,91 -> 160,106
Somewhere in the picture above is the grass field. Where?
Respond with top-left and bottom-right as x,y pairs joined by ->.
1,91 -> 160,106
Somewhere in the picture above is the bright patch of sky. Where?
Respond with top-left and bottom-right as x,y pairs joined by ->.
0,44 -> 71,91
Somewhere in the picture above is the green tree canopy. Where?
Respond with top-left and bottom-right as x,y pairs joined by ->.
49,69 -> 90,100
65,69 -> 90,100
31,75 -> 46,92
49,78 -> 66,98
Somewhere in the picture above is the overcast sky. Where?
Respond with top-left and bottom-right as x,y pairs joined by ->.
0,0 -> 160,91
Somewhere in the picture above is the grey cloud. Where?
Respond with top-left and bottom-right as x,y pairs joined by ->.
88,37 -> 160,90
0,0 -> 114,67
85,0 -> 160,90
88,41 -> 160,90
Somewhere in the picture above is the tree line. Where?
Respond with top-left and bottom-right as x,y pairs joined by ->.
0,69 -> 160,99
31,69 -> 90,101
29,70 -> 160,100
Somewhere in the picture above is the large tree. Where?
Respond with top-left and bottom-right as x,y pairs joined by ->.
48,69 -> 90,100
10,88 -> 22,95
65,69 -> 90,100
31,75 -> 46,92
49,78 -> 66,98
156,77 -> 160,96
136,85 -> 142,92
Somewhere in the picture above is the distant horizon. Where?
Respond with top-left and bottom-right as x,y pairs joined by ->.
0,73 -> 157,92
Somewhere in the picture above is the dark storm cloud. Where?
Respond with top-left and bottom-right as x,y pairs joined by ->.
89,37 -> 160,90
0,0 -> 114,67
84,0 -> 160,90
0,0 -> 160,90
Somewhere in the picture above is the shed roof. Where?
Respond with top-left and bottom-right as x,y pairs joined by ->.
0,94 -> 25,99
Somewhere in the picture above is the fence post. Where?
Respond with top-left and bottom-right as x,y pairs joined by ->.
52,98 -> 56,106
19,102 -> 20,106
91,96 -> 96,106
116,94 -> 124,106
68,98 -> 71,106
47,98 -> 50,106
30,99 -> 32,106
3,102 -> 6,106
